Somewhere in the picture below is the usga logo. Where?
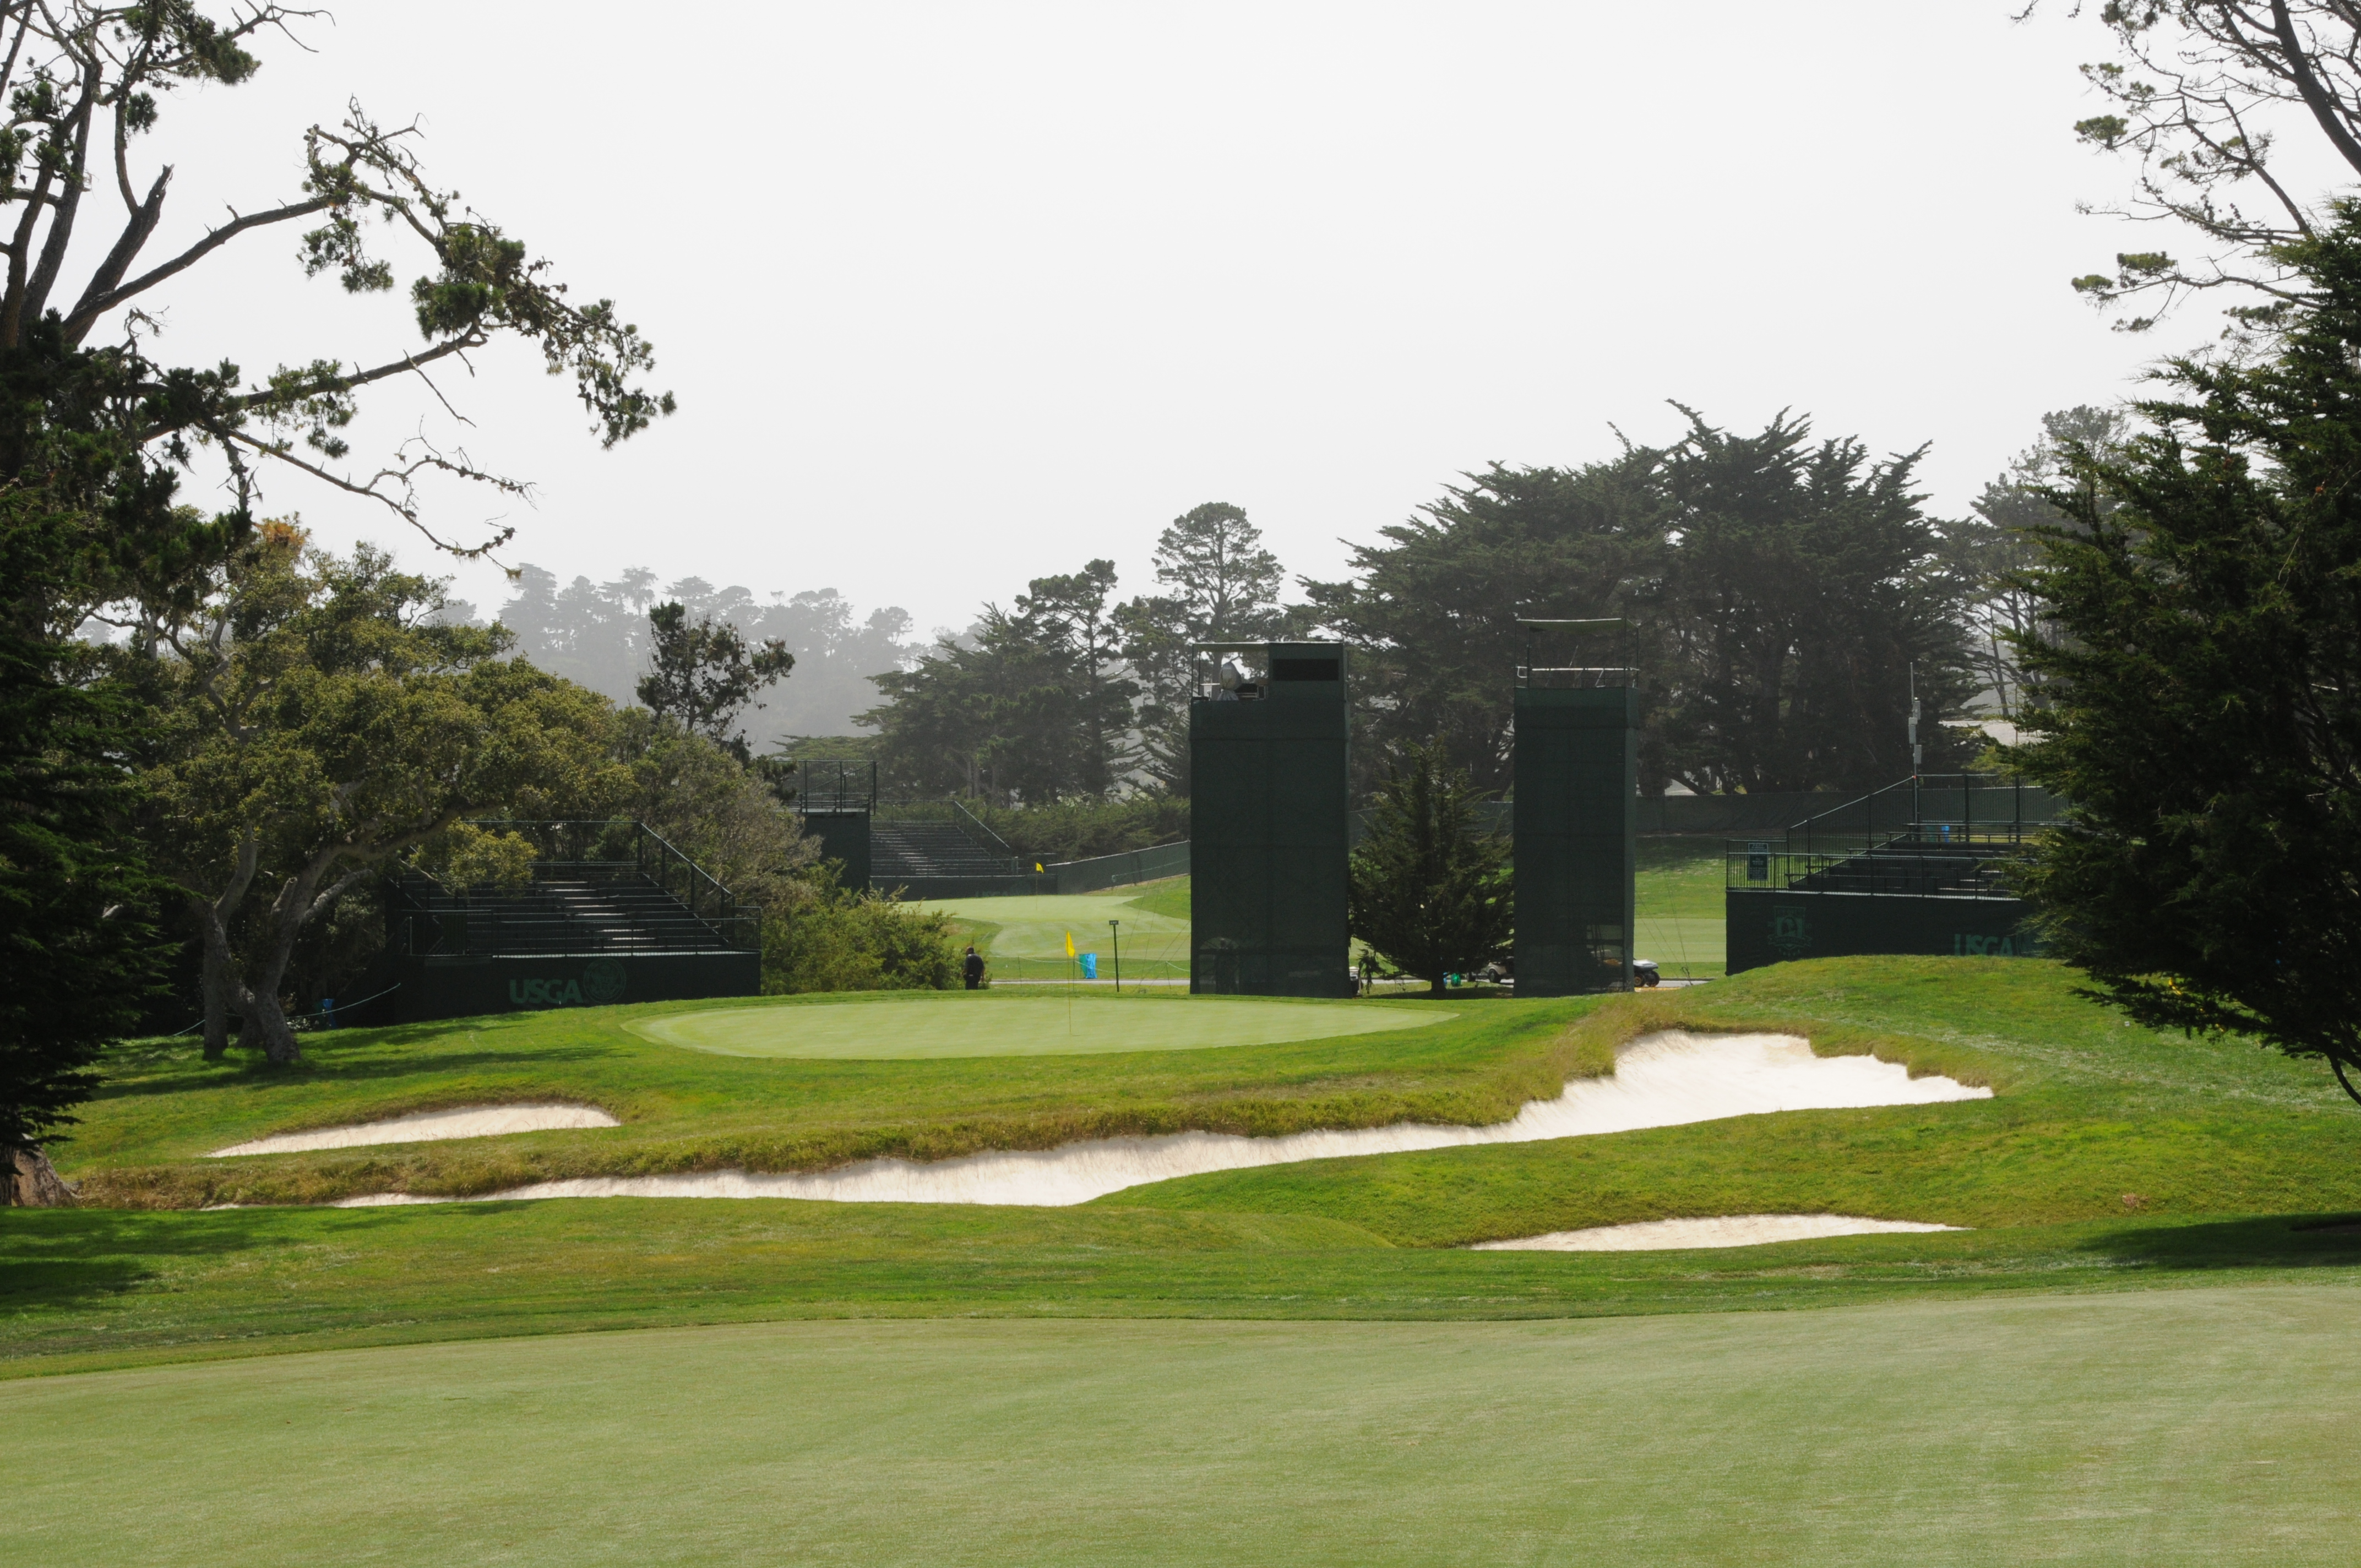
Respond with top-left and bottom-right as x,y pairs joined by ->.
508,959 -> 629,1009
509,976 -> 589,1006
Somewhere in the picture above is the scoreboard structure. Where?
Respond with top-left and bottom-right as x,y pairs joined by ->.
1188,640 -> 1355,998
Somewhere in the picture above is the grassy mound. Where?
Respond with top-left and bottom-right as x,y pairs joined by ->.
12,955 -> 2361,1378
62,989 -> 1610,1208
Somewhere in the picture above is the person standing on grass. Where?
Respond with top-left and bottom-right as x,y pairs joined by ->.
1357,952 -> 1376,996
963,945 -> 986,990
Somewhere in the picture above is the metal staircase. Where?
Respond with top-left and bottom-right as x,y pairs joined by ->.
387,821 -> 758,957
869,821 -> 1024,883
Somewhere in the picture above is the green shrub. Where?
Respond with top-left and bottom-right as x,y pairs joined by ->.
763,866 -> 958,994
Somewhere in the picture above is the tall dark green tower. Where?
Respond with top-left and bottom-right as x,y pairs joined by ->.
1189,640 -> 1354,998
1513,621 -> 1638,995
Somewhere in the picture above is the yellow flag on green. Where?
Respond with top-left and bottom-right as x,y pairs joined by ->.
1064,930 -> 1075,959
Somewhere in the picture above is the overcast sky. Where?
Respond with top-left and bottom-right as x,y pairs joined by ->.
118,2 -> 2219,636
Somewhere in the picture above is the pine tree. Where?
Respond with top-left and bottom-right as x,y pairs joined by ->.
1347,744 -> 1513,996
2011,205 -> 2361,1104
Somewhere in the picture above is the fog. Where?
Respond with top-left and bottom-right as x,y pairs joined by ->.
109,2 -> 2207,664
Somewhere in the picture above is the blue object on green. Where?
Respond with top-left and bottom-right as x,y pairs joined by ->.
1079,953 -> 1097,979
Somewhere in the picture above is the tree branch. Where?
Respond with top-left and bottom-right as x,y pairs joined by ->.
62,163 -> 170,345
61,191 -> 337,339
2273,0 -> 2361,176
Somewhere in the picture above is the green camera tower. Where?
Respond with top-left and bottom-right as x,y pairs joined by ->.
1513,620 -> 1638,995
1189,640 -> 1354,997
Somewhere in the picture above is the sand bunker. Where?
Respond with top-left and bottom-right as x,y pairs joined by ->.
1469,1213 -> 1963,1252
210,1103 -> 618,1158
330,1031 -> 1987,1207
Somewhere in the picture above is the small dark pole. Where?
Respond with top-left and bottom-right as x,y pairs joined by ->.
1108,919 -> 1122,994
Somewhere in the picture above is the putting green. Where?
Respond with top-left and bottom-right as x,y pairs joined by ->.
627,997 -> 1449,1059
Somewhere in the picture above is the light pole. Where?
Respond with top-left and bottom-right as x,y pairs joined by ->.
1108,919 -> 1122,994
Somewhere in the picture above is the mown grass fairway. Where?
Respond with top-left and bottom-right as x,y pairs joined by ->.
14,954 -> 2361,1560
1634,835 -> 1727,979
628,995 -> 1449,1058
932,857 -> 1728,984
920,883 -> 1192,980
9,1286 -> 2358,1566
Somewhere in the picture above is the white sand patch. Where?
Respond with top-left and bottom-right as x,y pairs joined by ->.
328,1031 -> 1987,1208
1468,1213 -> 1963,1252
210,1103 -> 618,1158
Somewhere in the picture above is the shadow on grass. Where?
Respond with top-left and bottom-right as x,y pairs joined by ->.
2076,1213 -> 2361,1270
85,1042 -> 618,1102
0,1205 -> 463,1313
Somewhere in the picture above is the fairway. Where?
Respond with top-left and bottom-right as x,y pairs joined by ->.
9,1284 -> 2355,1566
917,889 -> 1192,980
627,995 -> 1452,1059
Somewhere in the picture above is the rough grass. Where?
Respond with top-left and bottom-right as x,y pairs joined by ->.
12,956 -> 2361,1379
1119,958 -> 2361,1242
1119,874 -> 1190,920
10,1287 -> 2361,1565
7,1193 -> 2361,1379
63,989 -> 1614,1208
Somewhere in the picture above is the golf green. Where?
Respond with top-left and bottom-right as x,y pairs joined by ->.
10,1284 -> 2353,1565
626,996 -> 1454,1059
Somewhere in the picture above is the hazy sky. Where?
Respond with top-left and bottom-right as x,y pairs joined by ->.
112,2 -> 2222,635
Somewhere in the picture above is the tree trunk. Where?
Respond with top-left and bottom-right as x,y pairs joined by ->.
3,1145 -> 78,1207
241,987 -> 302,1065
1428,975 -> 1448,997
198,900 -> 232,1060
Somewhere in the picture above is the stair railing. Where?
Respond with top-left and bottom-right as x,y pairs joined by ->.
632,821 -> 758,950
948,798 -> 1024,867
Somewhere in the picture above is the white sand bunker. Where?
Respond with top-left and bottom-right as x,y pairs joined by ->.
1470,1213 -> 1963,1253
333,1031 -> 1986,1208
210,1103 -> 618,1158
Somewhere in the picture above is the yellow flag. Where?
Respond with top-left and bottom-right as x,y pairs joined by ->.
1064,930 -> 1075,959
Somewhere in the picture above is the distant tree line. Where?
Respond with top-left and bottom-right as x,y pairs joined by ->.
842,407 -> 2090,808
488,568 -> 917,750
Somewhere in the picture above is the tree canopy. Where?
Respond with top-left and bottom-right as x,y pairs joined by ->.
1118,503 -> 1305,795
2010,204 -> 2361,1105
859,559 -> 1138,802
1312,411 -> 1976,798
637,601 -> 794,763
1347,743 -> 1513,995
142,535 -> 621,1062
0,3 -> 673,1184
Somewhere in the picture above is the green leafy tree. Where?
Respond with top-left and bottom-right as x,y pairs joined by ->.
2062,1 -> 2361,335
763,862 -> 957,994
0,4 -> 668,1189
0,483 -> 159,1203
1651,409 -> 1976,793
1347,743 -> 1513,996
637,602 -> 793,763
610,708 -> 813,902
861,560 -> 1137,802
144,537 -> 623,1064
1118,503 -> 1302,795
1308,455 -> 1667,796
1947,407 -> 2131,721
2010,205 -> 2361,1106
